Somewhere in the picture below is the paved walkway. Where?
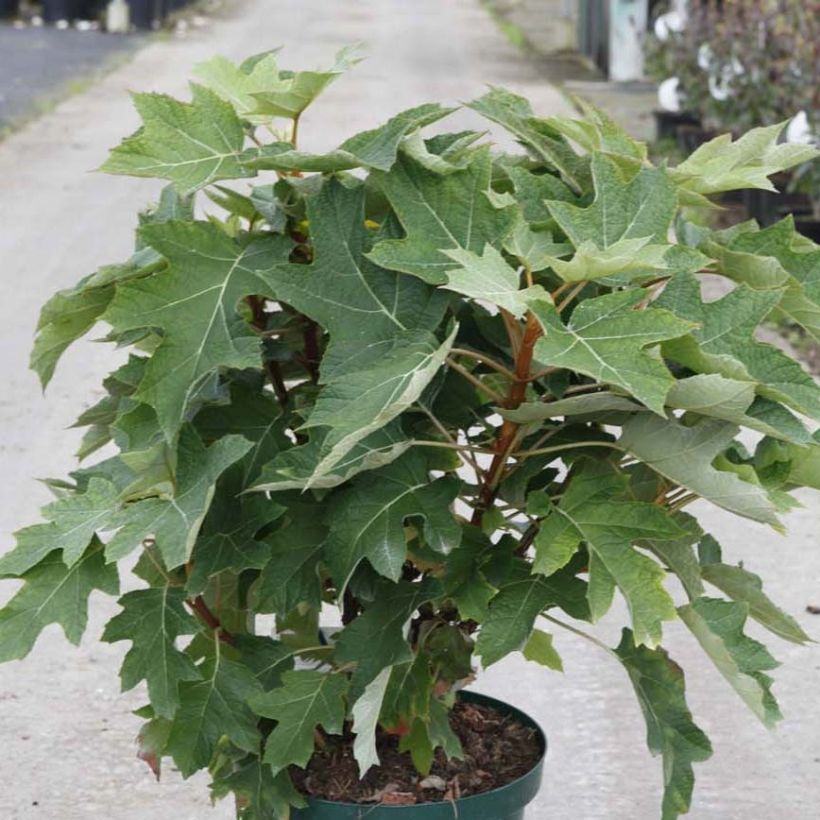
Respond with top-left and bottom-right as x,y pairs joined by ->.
0,2 -> 817,818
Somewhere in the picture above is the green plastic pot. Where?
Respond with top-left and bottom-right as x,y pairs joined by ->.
292,691 -> 546,820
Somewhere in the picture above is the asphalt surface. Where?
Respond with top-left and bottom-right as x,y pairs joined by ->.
0,2 -> 818,818
0,24 -> 143,130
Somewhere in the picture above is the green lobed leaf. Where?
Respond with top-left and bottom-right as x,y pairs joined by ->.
619,414 -> 781,528
324,450 -> 461,586
252,504 -> 326,617
247,103 -> 456,173
704,217 -> 820,343
699,561 -> 810,645
467,87 -> 588,192
475,561 -> 590,666
301,326 -> 457,486
666,374 -> 811,445
655,272 -> 820,419
251,420 -> 411,492
30,284 -> 114,389
334,578 -> 442,692
104,222 -> 292,439
193,51 -> 285,122
0,539 -> 118,662
367,148 -> 517,285
210,754 -> 305,820
679,597 -> 782,728
616,630 -> 712,820
166,646 -> 262,777
248,669 -> 349,776
248,46 -> 361,119
671,123 -> 819,196
107,426 -> 253,568
534,464 -> 682,646
441,244 -> 547,318
102,585 -> 201,718
545,97 -> 647,167
544,154 -> 679,283
101,85 -> 254,194
530,291 -> 695,415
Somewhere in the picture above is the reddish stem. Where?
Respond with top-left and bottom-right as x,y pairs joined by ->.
471,312 -> 542,524
187,596 -> 237,647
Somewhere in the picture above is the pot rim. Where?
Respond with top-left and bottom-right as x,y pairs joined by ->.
296,689 -> 547,812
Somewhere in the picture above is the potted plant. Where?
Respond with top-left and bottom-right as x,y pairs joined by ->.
41,0 -> 78,23
646,0 -> 820,221
1,50 -> 819,819
789,159 -> 820,241
125,0 -> 164,29
0,0 -> 19,20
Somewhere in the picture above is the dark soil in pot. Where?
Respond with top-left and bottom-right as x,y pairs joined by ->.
291,699 -> 542,806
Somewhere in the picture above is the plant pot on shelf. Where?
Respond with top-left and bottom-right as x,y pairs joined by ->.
292,692 -> 546,820
675,123 -> 715,155
742,172 -> 797,227
653,109 -> 700,143
127,0 -> 163,29
795,218 -> 820,242
41,0 -> 79,22
0,0 -> 19,19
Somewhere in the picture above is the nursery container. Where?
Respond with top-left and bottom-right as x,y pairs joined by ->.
292,692 -> 546,820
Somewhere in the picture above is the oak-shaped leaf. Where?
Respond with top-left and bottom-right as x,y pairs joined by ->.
210,754 -> 305,820
441,244 -> 547,318
104,222 -> 291,439
334,578 -> 442,692
248,669 -> 349,776
475,560 -> 590,666
705,217 -> 820,342
679,597 -> 782,728
166,647 -> 262,777
467,87 -> 588,192
247,103 -> 455,173
655,272 -> 820,419
368,148 -> 517,285
620,415 -> 781,528
248,46 -> 361,119
531,291 -> 695,415
670,123 -> 818,198
616,630 -> 712,820
534,465 -> 682,646
251,420 -> 411,492
301,326 -> 457,486
106,426 -> 253,568
544,154 -> 679,283
666,374 -> 810,445
324,450 -> 461,586
0,539 -> 118,662
102,585 -> 201,718
698,545 -> 810,644
101,85 -> 254,194
251,503 -> 326,618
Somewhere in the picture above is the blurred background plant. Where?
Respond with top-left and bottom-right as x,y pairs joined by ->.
645,0 -> 819,233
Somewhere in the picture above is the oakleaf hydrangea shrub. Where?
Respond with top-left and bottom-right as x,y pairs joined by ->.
2,49 -> 819,819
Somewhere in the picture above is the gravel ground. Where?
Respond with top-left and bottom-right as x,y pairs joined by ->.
0,2 -> 818,819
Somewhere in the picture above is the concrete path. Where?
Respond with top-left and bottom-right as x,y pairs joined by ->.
0,1 -> 817,818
